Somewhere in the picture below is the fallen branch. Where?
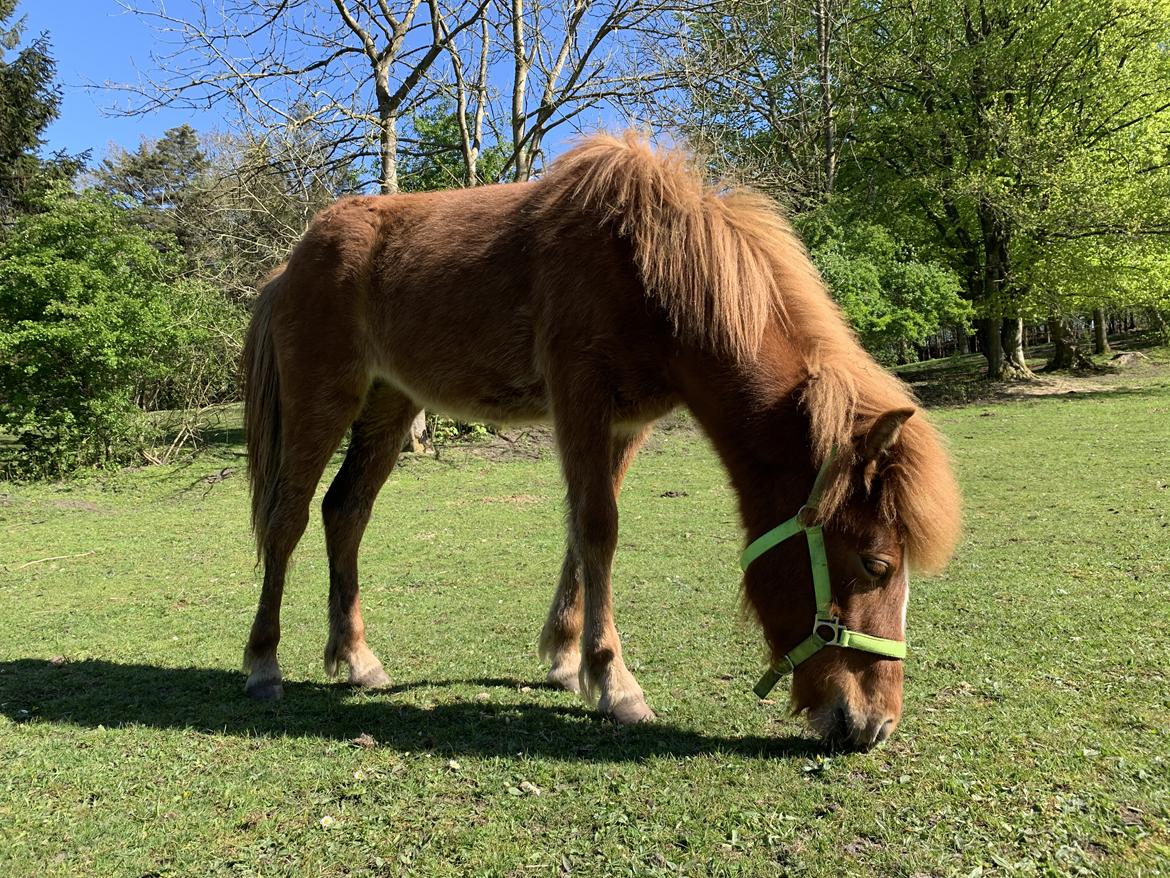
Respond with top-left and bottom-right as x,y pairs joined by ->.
8,551 -> 97,571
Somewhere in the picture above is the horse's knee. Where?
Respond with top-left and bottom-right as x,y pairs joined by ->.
573,502 -> 617,550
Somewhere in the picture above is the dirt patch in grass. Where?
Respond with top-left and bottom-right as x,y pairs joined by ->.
479,494 -> 545,506
990,373 -> 1128,399
46,499 -> 103,512
432,425 -> 555,463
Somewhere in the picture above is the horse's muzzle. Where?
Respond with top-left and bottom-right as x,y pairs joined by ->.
813,701 -> 898,751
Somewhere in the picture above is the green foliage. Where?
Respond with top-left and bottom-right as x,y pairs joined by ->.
1026,235 -> 1170,325
0,188 -> 190,477
802,214 -> 972,361
144,275 -> 248,413
676,0 -> 1170,364
846,0 -> 1170,313
427,414 -> 491,446
400,103 -> 509,191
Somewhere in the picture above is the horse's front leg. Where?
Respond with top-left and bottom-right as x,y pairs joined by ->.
540,427 -> 651,694
556,419 -> 655,724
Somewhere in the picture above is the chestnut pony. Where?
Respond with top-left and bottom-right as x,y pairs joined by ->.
242,133 -> 960,749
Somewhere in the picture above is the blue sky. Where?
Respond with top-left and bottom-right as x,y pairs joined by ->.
17,0 -> 631,168
20,0 -> 215,160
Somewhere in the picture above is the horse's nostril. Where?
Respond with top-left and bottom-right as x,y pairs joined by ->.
874,718 -> 896,745
834,705 -> 853,740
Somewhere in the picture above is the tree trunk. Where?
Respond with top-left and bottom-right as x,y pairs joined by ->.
979,317 -> 1003,377
1091,306 -> 1110,355
510,0 -> 532,182
977,203 -> 1012,378
999,317 -> 1034,379
373,81 -> 430,452
815,0 -> 836,195
406,411 -> 430,453
373,70 -> 400,195
1044,315 -> 1075,370
956,326 -> 970,354
1149,307 -> 1170,342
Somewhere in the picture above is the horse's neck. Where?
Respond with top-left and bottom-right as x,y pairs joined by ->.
673,342 -> 818,541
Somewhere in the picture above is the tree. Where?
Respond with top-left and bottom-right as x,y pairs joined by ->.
95,124 -> 209,260
661,1 -> 972,357
656,0 -> 860,211
0,0 -> 81,218
669,0 -> 1170,376
179,127 -> 358,302
117,0 -> 489,195
500,0 -> 690,181
398,103 -> 508,191
848,0 -> 1170,377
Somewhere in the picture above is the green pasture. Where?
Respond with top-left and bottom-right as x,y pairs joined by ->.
1,355 -> 1168,877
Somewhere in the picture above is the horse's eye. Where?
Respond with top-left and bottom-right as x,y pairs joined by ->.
862,557 -> 890,579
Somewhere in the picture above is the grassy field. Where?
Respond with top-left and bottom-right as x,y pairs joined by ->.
1,352 -> 1168,877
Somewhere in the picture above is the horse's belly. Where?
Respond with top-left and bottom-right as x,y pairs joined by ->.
373,359 -> 550,426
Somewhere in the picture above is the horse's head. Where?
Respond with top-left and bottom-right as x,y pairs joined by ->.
742,407 -> 959,750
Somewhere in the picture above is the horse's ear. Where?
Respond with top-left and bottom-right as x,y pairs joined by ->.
861,408 -> 915,462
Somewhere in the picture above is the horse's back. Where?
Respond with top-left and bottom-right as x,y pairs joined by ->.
275,180 -> 677,426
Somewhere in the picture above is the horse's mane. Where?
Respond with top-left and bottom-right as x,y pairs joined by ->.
539,132 -> 961,573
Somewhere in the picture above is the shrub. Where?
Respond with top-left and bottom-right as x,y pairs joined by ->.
0,188 -> 188,477
801,216 -> 973,363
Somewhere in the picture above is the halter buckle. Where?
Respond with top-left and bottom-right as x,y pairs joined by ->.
814,615 -> 845,646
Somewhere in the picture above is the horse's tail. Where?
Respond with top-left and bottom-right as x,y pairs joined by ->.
243,265 -> 286,562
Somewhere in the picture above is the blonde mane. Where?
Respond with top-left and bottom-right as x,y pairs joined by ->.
541,133 -> 961,573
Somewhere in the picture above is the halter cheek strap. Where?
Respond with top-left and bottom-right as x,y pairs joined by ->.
739,448 -> 907,699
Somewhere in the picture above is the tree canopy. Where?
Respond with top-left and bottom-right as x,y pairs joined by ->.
667,0 -> 1170,373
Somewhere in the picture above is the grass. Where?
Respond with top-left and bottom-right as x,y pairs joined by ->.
1,355 -> 1168,877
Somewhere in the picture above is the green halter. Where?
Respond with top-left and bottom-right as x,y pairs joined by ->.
740,448 -> 907,698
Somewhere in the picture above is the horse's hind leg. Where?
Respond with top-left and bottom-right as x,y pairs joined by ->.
245,393 -> 362,700
539,426 -> 651,692
322,383 -> 420,689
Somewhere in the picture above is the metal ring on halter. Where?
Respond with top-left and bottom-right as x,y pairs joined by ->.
814,616 -> 843,645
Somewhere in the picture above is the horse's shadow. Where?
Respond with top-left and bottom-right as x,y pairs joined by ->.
0,658 -> 823,762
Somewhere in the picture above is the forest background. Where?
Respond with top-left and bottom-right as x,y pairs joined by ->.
1,0 -> 1168,478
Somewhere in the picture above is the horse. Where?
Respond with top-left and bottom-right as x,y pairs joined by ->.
241,133 -> 961,750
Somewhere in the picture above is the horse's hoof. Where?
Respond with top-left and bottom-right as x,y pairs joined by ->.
546,666 -> 582,693
605,699 -> 656,725
245,678 -> 284,701
350,665 -> 391,689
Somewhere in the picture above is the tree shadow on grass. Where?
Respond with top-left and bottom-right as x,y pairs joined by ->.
0,659 -> 822,762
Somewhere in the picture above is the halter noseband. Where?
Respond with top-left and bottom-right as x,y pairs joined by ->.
739,448 -> 907,698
